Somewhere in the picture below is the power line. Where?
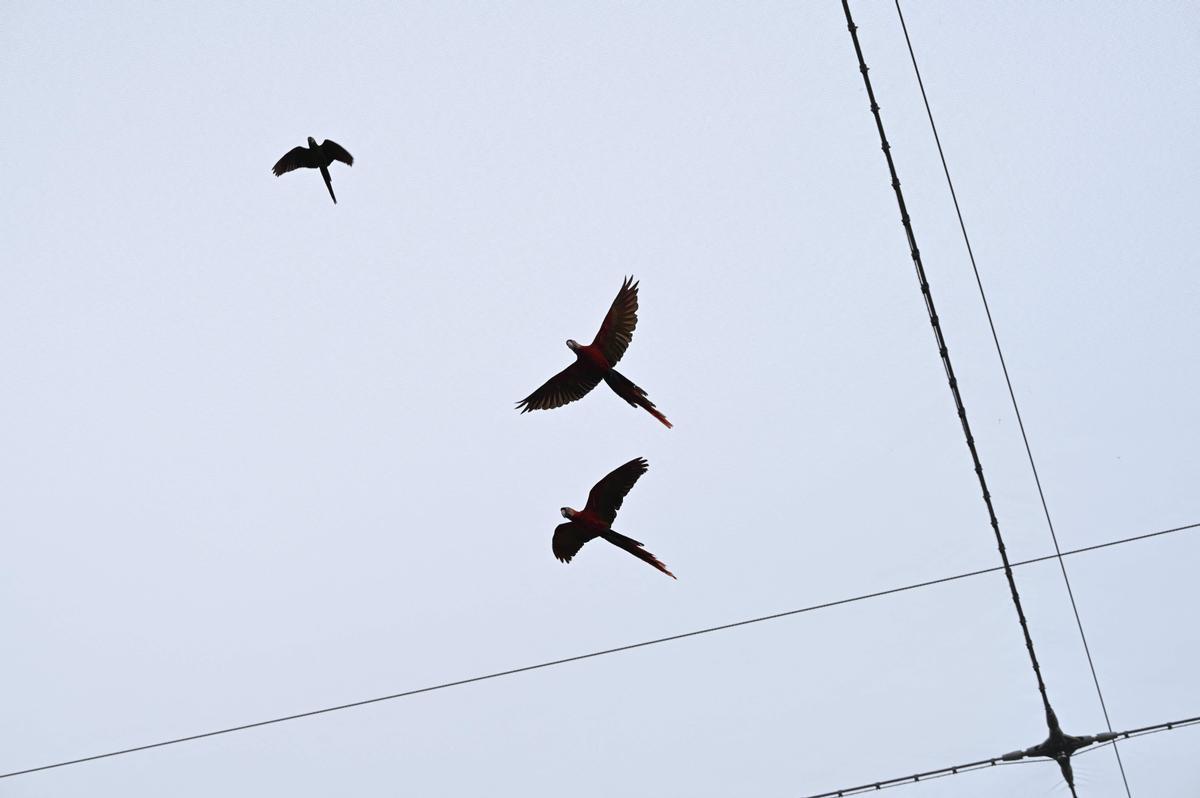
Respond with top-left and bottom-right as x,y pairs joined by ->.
2,520 -> 1194,782
802,755 -> 1031,798
804,756 -> 1045,797
1074,714 -> 1200,757
841,0 -> 1058,725
803,713 -> 1200,798
891,2 -> 1132,793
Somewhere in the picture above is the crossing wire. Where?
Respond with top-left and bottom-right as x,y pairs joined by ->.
892,1 -> 1132,792
840,0 -> 1057,722
803,713 -> 1200,797
1,520 -> 1195,782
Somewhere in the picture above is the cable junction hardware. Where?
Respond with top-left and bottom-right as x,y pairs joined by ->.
802,713 -> 1200,797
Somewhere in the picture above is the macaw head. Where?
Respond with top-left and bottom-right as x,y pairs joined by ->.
307,137 -> 318,147
560,507 -> 576,519
565,339 -> 580,352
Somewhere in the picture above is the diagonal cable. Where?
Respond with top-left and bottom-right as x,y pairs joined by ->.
890,3 -> 1133,794
1,521 -> 1194,781
841,0 -> 1056,722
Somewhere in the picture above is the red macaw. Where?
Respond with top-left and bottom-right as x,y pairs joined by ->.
517,277 -> 672,428
553,457 -> 675,579
272,137 -> 354,204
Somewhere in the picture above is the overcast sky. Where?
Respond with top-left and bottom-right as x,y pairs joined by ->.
2,2 -> 1197,796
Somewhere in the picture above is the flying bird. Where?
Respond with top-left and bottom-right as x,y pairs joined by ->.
271,137 -> 354,204
517,277 -> 672,428
553,457 -> 675,578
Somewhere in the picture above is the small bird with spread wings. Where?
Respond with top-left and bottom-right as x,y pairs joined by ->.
272,137 -> 354,204
553,457 -> 675,578
517,277 -> 672,428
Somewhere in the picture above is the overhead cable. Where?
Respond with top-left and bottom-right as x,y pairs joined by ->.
841,0 -> 1057,722
892,1 -> 1132,791
2,521 -> 1194,781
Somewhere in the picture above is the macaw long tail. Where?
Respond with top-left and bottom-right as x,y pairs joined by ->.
641,403 -> 673,429
604,369 -> 673,429
320,165 -> 337,204
601,529 -> 676,579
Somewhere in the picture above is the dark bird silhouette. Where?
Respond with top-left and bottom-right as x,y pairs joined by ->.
517,277 -> 672,428
553,457 -> 675,578
272,137 -> 354,204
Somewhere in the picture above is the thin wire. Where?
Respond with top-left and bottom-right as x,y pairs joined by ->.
840,0 -> 1055,722
1,521 -> 1195,781
891,2 -> 1133,793
805,713 -> 1200,798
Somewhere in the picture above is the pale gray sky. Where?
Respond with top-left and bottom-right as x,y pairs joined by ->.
2,2 -> 1197,796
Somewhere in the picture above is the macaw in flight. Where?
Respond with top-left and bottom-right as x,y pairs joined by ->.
517,277 -> 672,428
553,457 -> 675,579
272,137 -> 354,204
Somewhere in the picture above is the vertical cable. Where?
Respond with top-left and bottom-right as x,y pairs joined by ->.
840,0 -> 1057,724
890,2 -> 1132,793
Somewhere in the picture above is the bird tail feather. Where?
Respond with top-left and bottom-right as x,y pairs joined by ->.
603,370 -> 673,428
320,165 -> 337,204
601,529 -> 676,579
